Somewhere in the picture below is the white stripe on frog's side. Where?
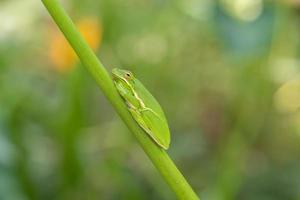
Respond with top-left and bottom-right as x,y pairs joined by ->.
119,75 -> 146,108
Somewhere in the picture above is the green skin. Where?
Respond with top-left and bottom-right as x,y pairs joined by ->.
112,68 -> 170,149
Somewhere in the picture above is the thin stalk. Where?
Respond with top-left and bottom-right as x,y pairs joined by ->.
41,0 -> 200,199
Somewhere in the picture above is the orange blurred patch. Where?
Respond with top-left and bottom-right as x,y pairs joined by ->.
48,17 -> 102,73
77,18 -> 102,51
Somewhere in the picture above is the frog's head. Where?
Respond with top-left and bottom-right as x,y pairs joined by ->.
112,68 -> 134,98
112,68 -> 134,83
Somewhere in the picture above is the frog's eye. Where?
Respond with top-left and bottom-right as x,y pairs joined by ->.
125,72 -> 132,79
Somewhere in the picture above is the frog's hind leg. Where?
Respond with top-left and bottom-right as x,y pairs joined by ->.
128,106 -> 151,135
138,108 -> 170,149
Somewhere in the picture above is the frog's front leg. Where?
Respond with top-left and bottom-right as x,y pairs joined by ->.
115,82 -> 140,108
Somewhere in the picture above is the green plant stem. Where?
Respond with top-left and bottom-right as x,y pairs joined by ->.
41,0 -> 200,199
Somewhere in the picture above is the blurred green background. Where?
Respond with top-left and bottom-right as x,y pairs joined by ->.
1,0 -> 300,199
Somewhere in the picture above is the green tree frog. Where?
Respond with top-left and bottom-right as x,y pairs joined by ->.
112,68 -> 170,149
